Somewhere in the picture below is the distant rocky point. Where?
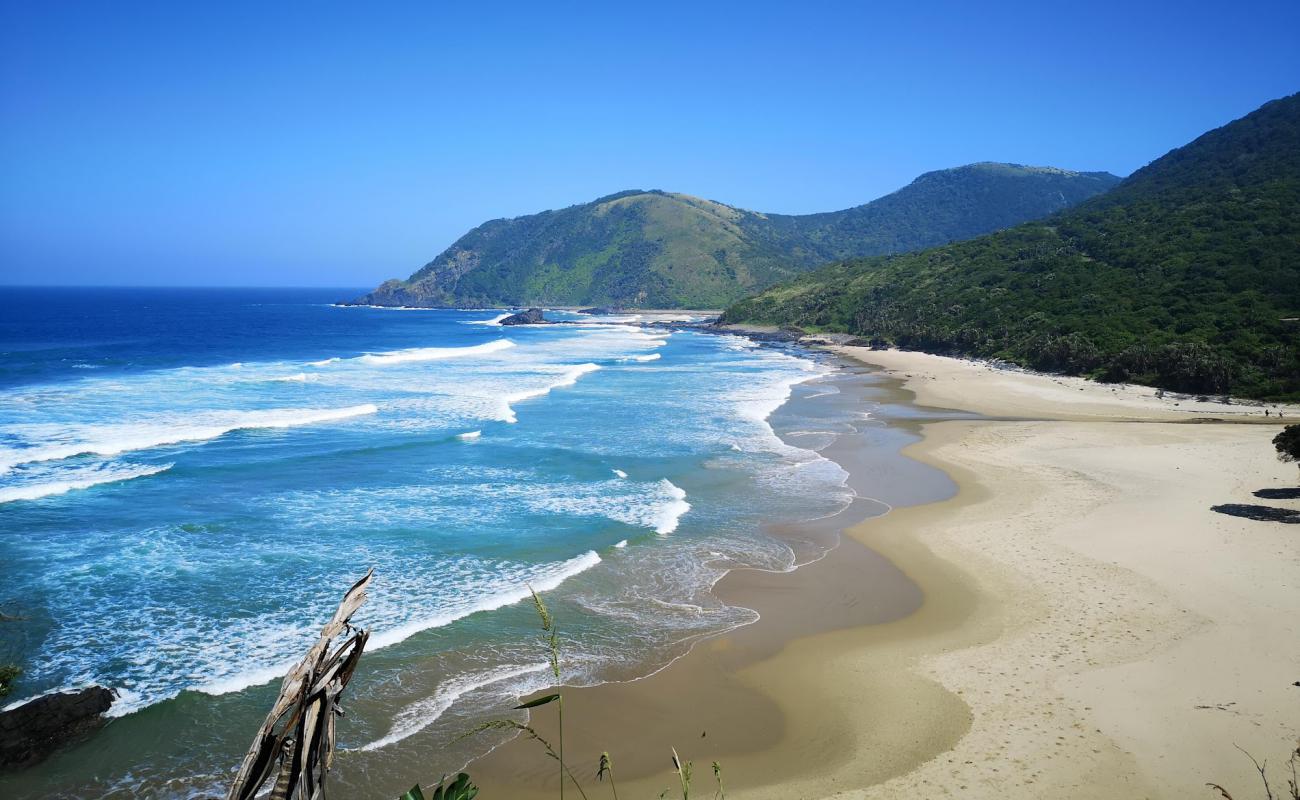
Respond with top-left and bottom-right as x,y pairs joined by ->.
499,308 -> 547,325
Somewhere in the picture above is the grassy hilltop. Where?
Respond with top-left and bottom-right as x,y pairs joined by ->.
353,165 -> 1119,309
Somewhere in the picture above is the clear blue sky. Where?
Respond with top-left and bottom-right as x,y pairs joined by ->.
2,1 -> 1297,287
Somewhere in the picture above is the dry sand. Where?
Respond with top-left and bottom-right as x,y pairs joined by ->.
469,347 -> 1300,799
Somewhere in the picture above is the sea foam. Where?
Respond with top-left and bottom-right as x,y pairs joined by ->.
464,313 -> 512,326
530,478 -> 690,535
497,363 -> 601,423
365,550 -> 602,651
134,551 -> 600,712
0,405 -> 378,473
359,662 -> 549,751
359,338 -> 515,365
0,462 -> 172,504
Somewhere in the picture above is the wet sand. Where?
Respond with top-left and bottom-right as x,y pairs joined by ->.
469,363 -> 973,797
469,347 -> 1300,799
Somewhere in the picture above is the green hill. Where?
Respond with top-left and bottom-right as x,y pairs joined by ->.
351,165 -> 1119,309
723,94 -> 1300,400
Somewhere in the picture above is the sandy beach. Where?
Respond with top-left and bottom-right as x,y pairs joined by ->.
470,346 -> 1300,799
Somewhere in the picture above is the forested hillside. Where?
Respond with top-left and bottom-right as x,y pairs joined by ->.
351,166 -> 1119,309
723,94 -> 1300,399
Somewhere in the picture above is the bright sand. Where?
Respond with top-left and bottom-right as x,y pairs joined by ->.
469,346 -> 1300,799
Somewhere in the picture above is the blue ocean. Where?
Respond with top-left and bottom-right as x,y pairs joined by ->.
0,287 -> 863,797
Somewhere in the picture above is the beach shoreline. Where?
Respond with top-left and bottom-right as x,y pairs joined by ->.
468,345 -> 1300,799
465,356 -> 968,797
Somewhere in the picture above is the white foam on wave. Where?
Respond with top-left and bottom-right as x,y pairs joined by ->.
307,357 -> 340,366
612,468 -> 628,478
653,480 -> 691,534
366,550 -> 602,651
266,373 -> 312,382
722,335 -> 757,351
0,462 -> 172,504
359,338 -> 515,365
187,550 -> 602,709
0,405 -> 378,473
623,353 -> 661,363
360,662 -> 550,751
189,664 -> 298,701
531,478 -> 690,535
497,363 -> 601,423
614,539 -> 628,548
464,313 -> 512,326
457,430 -> 481,441
726,354 -> 829,460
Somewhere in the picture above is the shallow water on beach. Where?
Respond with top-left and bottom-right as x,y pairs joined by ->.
0,288 -> 916,798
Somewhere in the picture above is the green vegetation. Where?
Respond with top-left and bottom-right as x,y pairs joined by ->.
724,94 -> 1300,400
0,664 -> 19,699
353,166 -> 1118,309
0,609 -> 20,699
1276,425 -> 1300,466
401,774 -> 479,800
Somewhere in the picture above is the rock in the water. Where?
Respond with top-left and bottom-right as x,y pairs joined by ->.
0,686 -> 115,769
500,308 -> 546,326
577,306 -> 624,315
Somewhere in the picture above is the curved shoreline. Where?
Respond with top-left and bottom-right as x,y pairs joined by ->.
465,358 -> 970,797
467,346 -> 1300,799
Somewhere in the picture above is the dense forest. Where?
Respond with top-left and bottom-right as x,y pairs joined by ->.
351,165 -> 1119,309
723,94 -> 1300,400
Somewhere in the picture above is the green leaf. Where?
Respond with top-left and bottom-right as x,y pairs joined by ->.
514,693 -> 560,710
453,773 -> 478,800
430,773 -> 478,800
399,786 -> 425,800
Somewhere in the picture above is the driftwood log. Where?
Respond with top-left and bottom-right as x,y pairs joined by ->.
227,569 -> 373,800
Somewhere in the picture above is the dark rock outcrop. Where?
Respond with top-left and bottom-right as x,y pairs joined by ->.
0,686 -> 115,769
500,308 -> 547,326
577,306 -> 624,315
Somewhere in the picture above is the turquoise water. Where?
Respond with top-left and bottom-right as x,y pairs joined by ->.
0,288 -> 861,797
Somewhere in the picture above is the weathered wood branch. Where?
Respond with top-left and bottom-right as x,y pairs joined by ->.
227,569 -> 373,800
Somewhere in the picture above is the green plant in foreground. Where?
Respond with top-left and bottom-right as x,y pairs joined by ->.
454,586 -> 728,800
670,748 -> 692,799
528,586 -> 570,800
462,586 -> 590,800
597,752 -> 619,800
400,773 -> 478,800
